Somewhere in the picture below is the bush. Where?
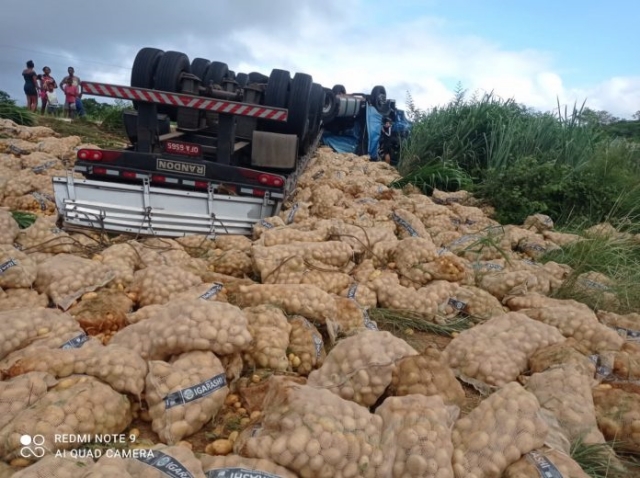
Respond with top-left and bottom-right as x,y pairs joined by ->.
0,90 -> 36,126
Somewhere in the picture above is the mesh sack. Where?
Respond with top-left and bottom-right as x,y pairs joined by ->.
339,282 -> 378,308
66,289 -> 132,335
3,193 -> 56,216
242,305 -> 292,372
388,347 -> 465,407
146,350 -> 228,445
442,285 -> 505,320
0,308 -> 85,361
377,394 -> 459,478
251,241 -> 353,283
308,184 -> 345,218
206,249 -> 253,278
613,342 -> 640,380
528,338 -> 596,377
520,306 -> 625,353
524,364 -> 605,445
200,454 -> 298,478
261,224 -> 330,247
478,270 -> 548,301
0,209 -> 19,246
0,372 -> 57,430
6,341 -> 148,396
593,385 -> 640,453
597,310 -> 640,337
278,201 -> 311,225
110,299 -> 253,360
288,316 -> 326,375
451,382 -> 549,478
260,256 -> 352,294
504,449 -> 590,478
234,376 -> 390,478
371,240 -> 399,268
11,455 -> 94,478
331,297 -> 379,335
127,265 -> 202,307
391,209 -> 430,239
84,444 -> 206,478
543,230 -> 583,247
504,293 -> 591,312
233,284 -> 338,331
0,375 -> 132,462
442,312 -> 566,390
523,213 -> 554,232
0,246 -> 37,289
34,254 -> 115,310
393,237 -> 462,285
329,222 -> 397,256
252,216 -> 287,240
97,242 -> 141,289
34,135 -> 81,159
307,330 -> 418,407
14,217 -> 77,254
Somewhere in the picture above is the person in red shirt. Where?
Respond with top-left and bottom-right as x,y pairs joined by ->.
62,77 -> 78,119
37,66 -> 57,115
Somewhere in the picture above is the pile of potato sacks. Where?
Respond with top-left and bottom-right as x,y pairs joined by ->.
1,118 -> 640,477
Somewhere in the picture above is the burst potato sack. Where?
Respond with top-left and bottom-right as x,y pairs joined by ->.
67,289 -> 132,335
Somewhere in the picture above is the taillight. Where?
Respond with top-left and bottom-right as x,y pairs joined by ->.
257,174 -> 284,187
77,149 -> 121,162
121,171 -> 136,179
151,174 -> 166,183
93,166 -> 107,175
194,181 -> 208,189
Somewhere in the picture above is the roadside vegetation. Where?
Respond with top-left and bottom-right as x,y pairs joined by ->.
397,86 -> 640,228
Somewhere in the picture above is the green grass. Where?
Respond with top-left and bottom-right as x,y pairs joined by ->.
35,115 -> 128,149
0,102 -> 37,126
570,436 -> 638,478
540,223 -> 640,313
368,308 -> 475,337
11,211 -> 37,229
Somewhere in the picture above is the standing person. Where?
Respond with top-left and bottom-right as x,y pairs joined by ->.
22,60 -> 39,112
378,117 -> 393,164
61,66 -> 85,117
62,78 -> 78,119
37,66 -> 57,115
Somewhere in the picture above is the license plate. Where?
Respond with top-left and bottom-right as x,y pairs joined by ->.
163,140 -> 202,157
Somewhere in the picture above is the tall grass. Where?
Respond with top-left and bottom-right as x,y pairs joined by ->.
0,102 -> 36,126
398,89 -> 640,228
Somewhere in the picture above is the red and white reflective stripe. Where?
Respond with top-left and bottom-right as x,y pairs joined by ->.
82,82 -> 288,121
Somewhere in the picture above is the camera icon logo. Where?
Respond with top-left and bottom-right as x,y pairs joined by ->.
19,435 -> 46,458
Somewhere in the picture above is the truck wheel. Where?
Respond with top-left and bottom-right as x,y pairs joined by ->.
226,70 -> 236,81
286,73 -> 313,141
322,88 -> 338,124
371,85 -> 390,114
332,84 -> 347,95
248,72 -> 269,84
190,58 -> 210,81
131,48 -> 164,110
308,82 -> 325,138
236,73 -> 249,87
204,61 -> 228,87
155,51 -> 190,120
264,69 -> 291,108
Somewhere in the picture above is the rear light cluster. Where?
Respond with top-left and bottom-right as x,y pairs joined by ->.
77,149 -> 123,162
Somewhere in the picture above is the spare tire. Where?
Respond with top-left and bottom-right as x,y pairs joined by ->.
154,51 -> 190,120
286,72 -> 313,141
190,58 -> 210,82
204,61 -> 228,86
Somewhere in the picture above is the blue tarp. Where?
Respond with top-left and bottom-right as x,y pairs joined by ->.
321,119 -> 362,154
366,104 -> 383,160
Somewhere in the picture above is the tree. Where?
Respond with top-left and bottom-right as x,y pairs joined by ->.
633,110 -> 640,121
0,90 -> 14,104
580,107 -> 620,126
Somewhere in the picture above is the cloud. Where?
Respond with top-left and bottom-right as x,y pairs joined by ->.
0,0 -> 637,118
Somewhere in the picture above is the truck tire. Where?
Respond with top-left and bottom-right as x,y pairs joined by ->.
248,72 -> 268,84
332,84 -> 347,95
264,69 -> 290,108
322,88 -> 338,124
131,47 -> 164,110
226,70 -> 236,80
371,85 -> 390,115
308,82 -> 324,138
236,73 -> 249,87
154,51 -> 190,120
190,58 -> 210,81
204,61 -> 228,87
286,72 -> 313,142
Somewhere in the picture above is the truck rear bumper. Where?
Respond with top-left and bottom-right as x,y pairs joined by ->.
52,173 -> 280,237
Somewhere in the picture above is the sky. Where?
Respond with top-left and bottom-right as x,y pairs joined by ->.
1,0 -> 638,118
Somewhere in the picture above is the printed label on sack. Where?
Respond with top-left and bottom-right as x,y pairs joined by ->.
472,262 -> 504,271
259,219 -> 274,229
448,298 -> 467,311
312,170 -> 324,180
362,308 -> 379,331
0,258 -> 18,274
613,326 -> 640,342
286,203 -> 299,224
449,235 -> 476,248
206,467 -> 283,478
589,354 -> 613,378
136,451 -> 194,478
522,259 -> 540,267
347,283 -> 358,299
164,373 -> 227,409
31,192 -> 49,211
437,247 -> 449,256
522,243 -> 546,253
312,333 -> 323,360
527,451 -> 564,478
60,333 -> 89,350
200,283 -> 223,300
580,279 -> 610,291
32,161 -> 57,174
391,212 -> 418,237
